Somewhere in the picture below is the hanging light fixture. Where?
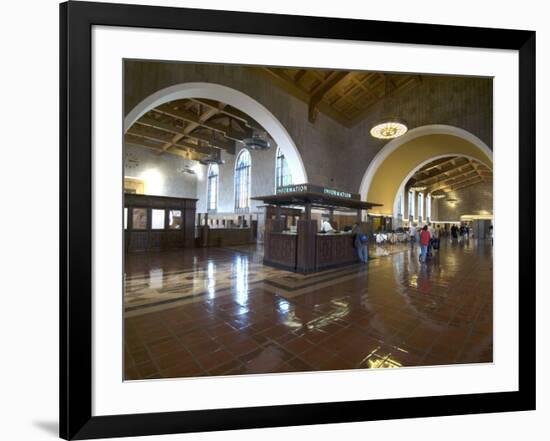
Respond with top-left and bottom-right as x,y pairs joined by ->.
431,192 -> 446,200
370,75 -> 408,140
409,185 -> 427,192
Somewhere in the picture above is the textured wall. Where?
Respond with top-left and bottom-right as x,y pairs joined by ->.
124,61 -> 346,189
124,61 -> 492,197
347,75 -> 493,194
124,144 -> 198,199
434,182 -> 493,222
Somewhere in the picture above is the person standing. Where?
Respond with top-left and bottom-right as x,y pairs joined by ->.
433,225 -> 441,251
451,224 -> 458,241
352,222 -> 369,264
409,223 -> 417,245
427,223 -> 435,256
419,225 -> 431,263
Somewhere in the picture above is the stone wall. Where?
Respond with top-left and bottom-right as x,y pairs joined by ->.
434,182 -> 493,222
124,60 -> 346,190
347,75 -> 493,194
124,61 -> 493,209
125,61 -> 492,194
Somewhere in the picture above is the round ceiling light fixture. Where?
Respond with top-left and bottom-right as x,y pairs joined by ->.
370,119 -> 408,140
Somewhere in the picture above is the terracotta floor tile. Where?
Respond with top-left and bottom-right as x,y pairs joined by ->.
124,240 -> 493,379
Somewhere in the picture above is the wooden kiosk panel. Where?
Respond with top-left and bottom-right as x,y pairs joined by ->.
124,194 -> 197,253
316,233 -> 357,270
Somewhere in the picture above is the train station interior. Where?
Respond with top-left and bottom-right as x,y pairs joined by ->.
123,60 -> 493,380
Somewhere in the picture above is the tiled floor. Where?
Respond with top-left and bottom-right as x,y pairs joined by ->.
124,238 -> 493,380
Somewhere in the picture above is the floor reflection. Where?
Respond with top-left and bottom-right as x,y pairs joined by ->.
124,239 -> 493,380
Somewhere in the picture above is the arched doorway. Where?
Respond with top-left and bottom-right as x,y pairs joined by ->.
124,82 -> 308,184
359,125 -> 492,221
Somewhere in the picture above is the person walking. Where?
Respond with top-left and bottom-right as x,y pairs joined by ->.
352,222 -> 369,264
419,225 -> 431,263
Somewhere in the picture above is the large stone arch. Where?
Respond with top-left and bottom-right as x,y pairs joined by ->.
124,82 -> 308,184
359,125 -> 492,216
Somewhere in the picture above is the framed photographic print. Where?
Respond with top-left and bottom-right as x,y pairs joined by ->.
60,1 -> 536,439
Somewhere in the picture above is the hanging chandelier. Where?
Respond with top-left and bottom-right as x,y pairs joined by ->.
370,76 -> 408,140
370,119 -> 408,140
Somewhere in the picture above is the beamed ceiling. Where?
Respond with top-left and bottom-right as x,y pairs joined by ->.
126,68 -> 425,159
408,156 -> 492,193
125,98 -> 266,161
252,67 -> 422,127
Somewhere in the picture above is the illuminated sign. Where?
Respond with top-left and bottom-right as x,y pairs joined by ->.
276,184 -> 357,200
323,188 -> 351,199
276,184 -> 308,194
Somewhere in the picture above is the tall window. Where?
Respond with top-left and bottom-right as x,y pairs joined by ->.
426,194 -> 431,221
408,190 -> 415,220
275,147 -> 292,189
207,164 -> 219,211
235,149 -> 251,211
397,191 -> 404,217
418,192 -> 424,222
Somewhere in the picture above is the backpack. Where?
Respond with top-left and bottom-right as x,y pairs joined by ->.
359,234 -> 368,244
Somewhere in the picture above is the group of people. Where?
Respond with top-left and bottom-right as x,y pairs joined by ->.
409,223 -> 441,263
450,223 -> 470,241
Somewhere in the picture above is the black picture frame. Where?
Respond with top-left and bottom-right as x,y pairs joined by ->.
60,1 -> 536,439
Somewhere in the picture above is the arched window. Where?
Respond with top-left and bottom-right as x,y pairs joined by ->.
275,147 -> 292,189
408,190 -> 415,220
207,164 -> 219,211
235,149 -> 251,211
397,191 -> 404,217
426,193 -> 431,221
418,192 -> 424,223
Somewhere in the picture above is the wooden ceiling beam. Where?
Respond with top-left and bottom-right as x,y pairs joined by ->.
153,105 -> 252,142
308,70 -> 350,123
430,175 -> 484,192
252,67 -> 352,127
417,157 -> 466,177
190,98 -> 264,131
184,130 -> 235,154
126,126 -> 174,144
451,179 -> 488,192
137,116 -> 228,156
414,163 -> 476,186
128,124 -> 230,155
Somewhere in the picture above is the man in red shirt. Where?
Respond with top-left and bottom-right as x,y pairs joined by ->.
419,225 -> 431,263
